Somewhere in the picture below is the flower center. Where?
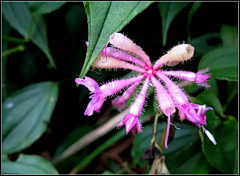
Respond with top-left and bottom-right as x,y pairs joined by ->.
144,68 -> 156,78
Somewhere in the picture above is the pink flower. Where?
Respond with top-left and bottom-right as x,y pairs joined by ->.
118,78 -> 150,134
77,33 -> 215,148
76,75 -> 144,116
75,76 -> 104,116
178,103 -> 211,127
117,113 -> 142,135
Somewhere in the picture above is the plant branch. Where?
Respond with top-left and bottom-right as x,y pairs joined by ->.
2,45 -> 25,58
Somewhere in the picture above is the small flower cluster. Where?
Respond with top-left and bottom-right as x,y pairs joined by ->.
75,33 -> 216,148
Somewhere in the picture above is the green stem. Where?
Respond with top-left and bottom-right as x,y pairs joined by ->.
150,112 -> 159,145
150,112 -> 163,153
25,16 -> 36,42
2,45 -> 25,57
2,35 -> 26,44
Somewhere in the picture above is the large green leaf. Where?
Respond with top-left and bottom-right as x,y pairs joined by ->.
198,47 -> 238,81
220,24 -> 238,47
201,112 -> 238,174
79,2 -> 153,79
193,90 -> 223,116
2,81 -> 59,154
165,141 -> 202,174
158,2 -> 190,46
2,154 -> 58,174
28,2 -> 66,16
192,152 -> 212,174
2,2 -> 56,68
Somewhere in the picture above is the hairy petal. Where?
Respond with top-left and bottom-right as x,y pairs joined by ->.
100,75 -> 144,97
156,71 -> 189,105
100,47 -> 147,68
112,81 -> 141,111
84,97 -> 104,116
130,78 -> 150,117
92,55 -> 146,73
151,76 -> 175,116
75,76 -> 100,92
161,70 -> 196,82
109,33 -> 152,67
161,68 -> 210,87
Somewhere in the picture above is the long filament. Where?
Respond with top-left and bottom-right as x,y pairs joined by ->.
165,113 -> 171,149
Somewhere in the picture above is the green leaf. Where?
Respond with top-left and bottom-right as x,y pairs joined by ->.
233,147 -> 238,174
2,2 -> 56,69
187,2 -> 203,40
190,32 -> 222,58
29,2 -> 66,16
192,152 -> 212,174
2,16 -> 12,101
165,142 -> 202,174
158,2 -> 190,46
2,154 -> 58,174
206,77 -> 218,97
223,81 -> 238,113
79,2 -> 153,78
2,81 -> 59,154
220,24 -> 238,47
201,113 -> 238,173
193,90 -> 223,116
198,47 -> 238,81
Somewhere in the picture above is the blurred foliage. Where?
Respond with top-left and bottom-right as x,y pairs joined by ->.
2,2 -> 238,174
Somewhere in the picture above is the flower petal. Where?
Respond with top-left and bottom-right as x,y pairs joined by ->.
75,76 -> 100,92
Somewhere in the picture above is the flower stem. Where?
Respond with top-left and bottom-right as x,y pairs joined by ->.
25,16 -> 36,42
151,111 -> 162,153
2,45 -> 25,57
2,35 -> 26,44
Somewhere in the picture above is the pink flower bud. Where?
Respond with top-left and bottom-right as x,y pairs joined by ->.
109,33 -> 152,67
153,44 -> 194,70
